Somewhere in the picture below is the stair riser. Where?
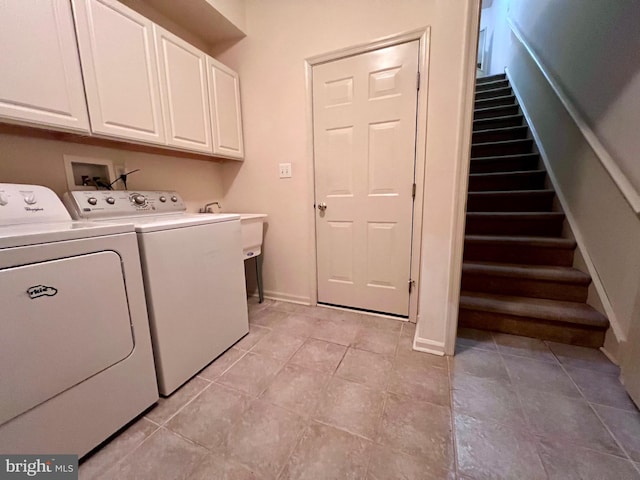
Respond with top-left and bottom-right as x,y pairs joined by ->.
463,243 -> 575,266
473,116 -> 523,131
476,79 -> 509,91
470,157 -> 539,174
468,173 -> 546,191
461,274 -> 588,302
458,309 -> 605,347
465,217 -> 564,236
474,105 -> 519,119
473,127 -> 528,143
466,193 -> 554,212
471,140 -> 533,157
475,96 -> 515,108
475,87 -> 512,100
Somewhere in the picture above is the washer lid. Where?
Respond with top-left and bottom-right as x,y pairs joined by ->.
0,221 -> 134,249
98,213 -> 241,233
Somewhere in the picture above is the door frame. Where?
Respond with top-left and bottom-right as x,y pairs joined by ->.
305,27 -> 431,323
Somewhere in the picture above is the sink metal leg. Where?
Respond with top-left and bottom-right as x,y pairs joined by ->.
256,253 -> 264,303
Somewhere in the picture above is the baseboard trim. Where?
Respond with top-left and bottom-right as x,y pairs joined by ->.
259,290 -> 311,305
508,17 -> 640,215
413,336 -> 446,356
506,68 -> 625,344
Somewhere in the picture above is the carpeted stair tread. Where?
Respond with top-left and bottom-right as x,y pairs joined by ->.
474,104 -> 519,119
476,73 -> 507,83
475,93 -> 515,103
472,125 -> 529,142
475,86 -> 512,100
468,170 -> 547,191
469,154 -> 540,174
462,262 -> 591,284
466,212 -> 564,220
463,235 -> 577,267
474,114 -> 523,128
471,138 -> 535,157
472,138 -> 532,148
469,169 -> 546,178
475,95 -> 517,108
467,189 -> 555,212
464,235 -> 576,248
468,189 -> 554,199
465,211 -> 564,237
476,79 -> 509,92
459,292 -> 608,328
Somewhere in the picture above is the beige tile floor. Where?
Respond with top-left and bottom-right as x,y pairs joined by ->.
80,300 -> 640,479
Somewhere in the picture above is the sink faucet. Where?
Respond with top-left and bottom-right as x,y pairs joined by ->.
199,201 -> 221,213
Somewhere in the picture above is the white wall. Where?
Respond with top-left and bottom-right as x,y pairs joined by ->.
206,0 -> 246,32
491,0 -> 640,361
478,0 -> 511,75
508,0 -> 640,197
214,0 -> 478,352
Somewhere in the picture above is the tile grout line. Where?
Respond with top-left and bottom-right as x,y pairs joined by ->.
274,420 -> 312,480
447,355 -> 461,479
148,379 -> 214,427
80,418 -> 163,480
197,347 -> 249,382
496,344 -> 553,479
543,339 -> 638,464
365,390 -> 390,478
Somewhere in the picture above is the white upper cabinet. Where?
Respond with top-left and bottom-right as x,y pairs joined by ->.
207,57 -> 245,160
0,0 -> 90,132
72,0 -> 165,145
154,25 -> 213,154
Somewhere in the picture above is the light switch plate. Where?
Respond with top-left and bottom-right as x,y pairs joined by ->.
279,163 -> 292,178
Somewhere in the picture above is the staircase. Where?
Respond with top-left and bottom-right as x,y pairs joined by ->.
459,73 -> 608,348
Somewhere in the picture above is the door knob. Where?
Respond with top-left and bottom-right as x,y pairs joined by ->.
317,202 -> 327,211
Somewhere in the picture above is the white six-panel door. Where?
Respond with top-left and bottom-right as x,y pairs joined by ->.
0,0 -> 90,132
313,41 -> 419,316
72,0 -> 165,145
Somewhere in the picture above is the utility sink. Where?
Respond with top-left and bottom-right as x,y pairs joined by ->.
237,214 -> 267,259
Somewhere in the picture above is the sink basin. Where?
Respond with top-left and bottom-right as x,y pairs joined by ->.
237,214 -> 267,259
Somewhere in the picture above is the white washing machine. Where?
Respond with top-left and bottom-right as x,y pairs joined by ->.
0,184 -> 158,457
64,190 -> 249,396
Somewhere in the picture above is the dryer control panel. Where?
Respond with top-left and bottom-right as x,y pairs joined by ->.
64,190 -> 186,220
0,183 -> 71,226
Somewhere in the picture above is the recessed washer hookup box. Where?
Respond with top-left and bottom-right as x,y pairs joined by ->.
0,455 -> 77,480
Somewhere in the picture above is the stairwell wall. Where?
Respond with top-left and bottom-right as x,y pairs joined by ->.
499,2 -> 640,362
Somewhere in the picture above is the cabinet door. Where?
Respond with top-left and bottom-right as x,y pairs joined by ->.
0,0 -> 89,132
154,25 -> 213,154
72,0 -> 165,145
207,57 -> 245,160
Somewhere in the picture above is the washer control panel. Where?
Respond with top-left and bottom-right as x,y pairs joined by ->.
64,190 -> 186,220
0,183 -> 72,225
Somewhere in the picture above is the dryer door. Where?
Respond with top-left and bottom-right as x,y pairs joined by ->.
0,251 -> 134,425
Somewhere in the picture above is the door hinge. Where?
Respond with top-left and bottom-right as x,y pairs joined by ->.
416,71 -> 420,90
412,183 -> 416,199
408,279 -> 415,294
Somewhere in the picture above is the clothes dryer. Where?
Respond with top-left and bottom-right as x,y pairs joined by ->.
0,184 -> 158,457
